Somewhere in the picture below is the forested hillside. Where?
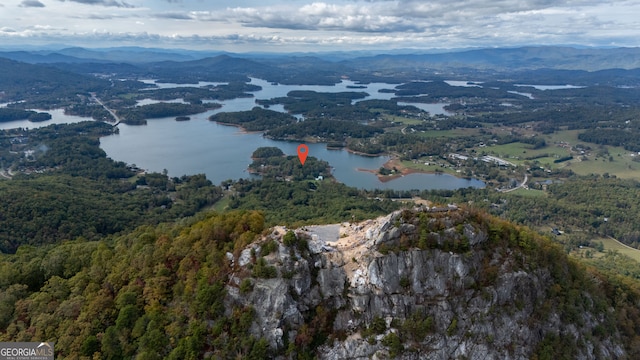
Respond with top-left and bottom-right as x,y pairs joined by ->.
0,122 -> 222,253
420,176 -> 640,249
0,58 -> 108,103
0,208 -> 639,358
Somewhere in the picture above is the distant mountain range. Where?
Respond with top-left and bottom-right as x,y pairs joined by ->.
1,46 -> 640,71
0,46 -> 640,71
3,46 -> 640,88
346,46 -> 640,71
0,47 -> 223,64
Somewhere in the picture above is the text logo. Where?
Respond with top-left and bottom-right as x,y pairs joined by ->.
0,342 -> 54,360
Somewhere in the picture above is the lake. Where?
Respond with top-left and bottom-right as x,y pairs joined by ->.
514,84 -> 585,90
444,80 -> 483,88
397,102 -> 451,116
507,90 -> 534,99
0,109 -> 93,130
100,111 -> 484,191
139,79 -> 226,89
2,79 -> 484,191
102,79 -> 482,190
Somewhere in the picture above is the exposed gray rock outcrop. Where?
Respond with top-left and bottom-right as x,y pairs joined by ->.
225,208 -> 626,359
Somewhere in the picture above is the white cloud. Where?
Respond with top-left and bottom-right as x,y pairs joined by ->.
0,0 -> 639,51
224,3 -> 424,32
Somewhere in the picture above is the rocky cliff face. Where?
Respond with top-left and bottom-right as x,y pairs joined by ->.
225,207 -> 626,359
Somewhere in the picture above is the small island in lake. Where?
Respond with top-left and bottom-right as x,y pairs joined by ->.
175,116 -> 190,121
248,146 -> 332,181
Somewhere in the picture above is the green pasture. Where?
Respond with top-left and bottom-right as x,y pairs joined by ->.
418,128 -> 480,138
475,128 -> 640,179
211,195 -> 231,212
480,129 -> 582,165
119,93 -> 140,100
400,160 -> 457,175
562,147 -> 640,180
481,142 -> 570,166
599,237 -> 640,262
545,129 -> 583,144
506,188 -> 547,197
563,157 -> 640,178
383,114 -> 425,126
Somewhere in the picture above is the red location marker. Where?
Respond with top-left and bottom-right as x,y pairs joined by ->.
297,144 -> 309,165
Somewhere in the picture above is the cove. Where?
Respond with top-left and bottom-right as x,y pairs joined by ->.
99,111 -> 484,191
0,109 -> 93,131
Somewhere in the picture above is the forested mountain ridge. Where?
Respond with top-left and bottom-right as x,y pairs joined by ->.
0,207 -> 638,359
0,58 -> 108,101
8,46 -> 640,91
5,45 -> 640,71
0,122 -> 223,253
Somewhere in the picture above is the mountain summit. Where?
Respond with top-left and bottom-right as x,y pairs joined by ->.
1,208 -> 637,359
229,207 -> 629,359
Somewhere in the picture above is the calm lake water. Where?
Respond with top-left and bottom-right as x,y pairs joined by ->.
2,79 -> 484,190
102,79 -> 483,190
133,79 -> 451,117
100,110 -> 483,190
0,109 -> 92,130
397,102 -> 451,116
507,91 -> 534,99
514,84 -> 585,90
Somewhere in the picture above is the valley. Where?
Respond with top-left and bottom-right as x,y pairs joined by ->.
2,46 -> 640,359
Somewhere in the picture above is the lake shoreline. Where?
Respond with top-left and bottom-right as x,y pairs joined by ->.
213,119 -> 384,158
98,78 -> 484,190
214,121 -> 264,135
357,157 -> 453,183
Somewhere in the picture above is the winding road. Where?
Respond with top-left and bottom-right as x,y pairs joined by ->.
0,168 -> 12,179
502,173 -> 528,193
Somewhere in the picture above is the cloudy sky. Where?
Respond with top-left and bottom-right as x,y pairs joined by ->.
1,0 -> 639,51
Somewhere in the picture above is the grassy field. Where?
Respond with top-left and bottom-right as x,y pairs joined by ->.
562,147 -> 640,179
473,128 -> 640,179
482,142 -> 570,167
506,188 -> 547,197
418,128 -> 480,138
400,159 -> 458,175
545,129 -> 582,144
383,114 -> 427,126
599,237 -> 640,262
540,130 -> 640,178
210,195 -> 231,212
119,93 -> 139,100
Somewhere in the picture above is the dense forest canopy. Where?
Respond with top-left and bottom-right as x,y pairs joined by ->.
0,108 -> 51,123
1,207 -> 639,358
209,107 -> 297,131
0,122 -> 222,253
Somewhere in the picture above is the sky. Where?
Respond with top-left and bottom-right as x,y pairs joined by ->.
0,0 -> 639,52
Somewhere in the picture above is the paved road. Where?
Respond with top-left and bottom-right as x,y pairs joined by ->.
0,168 -> 12,179
502,173 -> 528,193
90,92 -> 121,123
